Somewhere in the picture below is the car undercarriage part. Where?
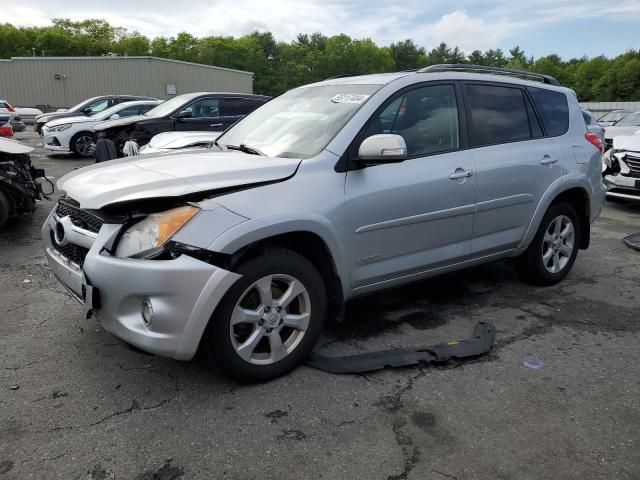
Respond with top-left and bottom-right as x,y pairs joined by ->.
0,150 -> 51,228
624,233 -> 640,251
306,321 -> 495,374
95,139 -> 117,163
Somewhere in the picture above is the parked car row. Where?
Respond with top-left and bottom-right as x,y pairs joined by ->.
35,92 -> 270,159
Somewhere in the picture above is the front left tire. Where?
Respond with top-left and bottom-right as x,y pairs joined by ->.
203,247 -> 327,383
70,132 -> 96,158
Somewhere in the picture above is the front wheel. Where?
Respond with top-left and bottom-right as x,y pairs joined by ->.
517,202 -> 581,286
70,132 -> 96,158
203,247 -> 326,383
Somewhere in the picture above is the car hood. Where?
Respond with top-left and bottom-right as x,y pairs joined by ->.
148,131 -> 220,150
94,115 -> 148,131
604,126 -> 640,139
36,111 -> 85,123
47,115 -> 94,127
0,137 -> 34,154
57,151 -> 301,209
612,134 -> 640,153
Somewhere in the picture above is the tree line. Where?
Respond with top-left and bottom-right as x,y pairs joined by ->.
1,19 -> 639,101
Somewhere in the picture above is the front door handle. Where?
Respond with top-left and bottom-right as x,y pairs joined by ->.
210,123 -> 223,128
540,155 -> 558,165
449,169 -> 474,180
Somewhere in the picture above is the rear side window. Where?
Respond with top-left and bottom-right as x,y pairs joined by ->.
223,98 -> 262,116
464,84 -> 531,146
527,87 -> 569,136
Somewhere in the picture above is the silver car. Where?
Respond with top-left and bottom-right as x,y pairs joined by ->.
43,66 -> 606,382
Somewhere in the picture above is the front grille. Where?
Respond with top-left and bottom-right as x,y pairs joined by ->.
623,154 -> 640,176
55,197 -> 104,233
49,230 -> 89,267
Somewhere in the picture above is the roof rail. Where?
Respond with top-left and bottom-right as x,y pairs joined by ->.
418,64 -> 561,86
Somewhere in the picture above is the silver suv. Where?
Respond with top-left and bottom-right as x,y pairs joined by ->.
43,65 -> 606,382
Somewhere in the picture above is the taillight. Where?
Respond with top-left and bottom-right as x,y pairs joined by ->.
585,133 -> 603,153
0,126 -> 14,137
6,103 -> 15,112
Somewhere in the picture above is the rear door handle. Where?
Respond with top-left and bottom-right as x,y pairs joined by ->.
210,123 -> 223,128
540,155 -> 558,165
449,169 -> 474,180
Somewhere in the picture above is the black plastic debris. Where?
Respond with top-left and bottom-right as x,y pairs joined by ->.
624,233 -> 640,251
306,321 -> 495,374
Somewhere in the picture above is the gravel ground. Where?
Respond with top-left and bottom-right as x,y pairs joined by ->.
1,131 -> 639,480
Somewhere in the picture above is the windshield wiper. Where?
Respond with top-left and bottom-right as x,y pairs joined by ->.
225,144 -> 265,156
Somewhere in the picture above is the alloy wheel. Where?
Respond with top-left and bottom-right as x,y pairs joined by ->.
541,214 -> 575,274
75,135 -> 95,157
229,274 -> 311,365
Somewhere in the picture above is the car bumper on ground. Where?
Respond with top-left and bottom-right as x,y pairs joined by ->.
42,210 -> 241,360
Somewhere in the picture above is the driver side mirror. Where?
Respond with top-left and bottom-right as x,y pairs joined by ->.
357,134 -> 407,165
109,113 -> 120,120
175,110 -> 192,120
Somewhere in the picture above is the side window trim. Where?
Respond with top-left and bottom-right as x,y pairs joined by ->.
522,89 -> 546,137
342,81 -> 465,171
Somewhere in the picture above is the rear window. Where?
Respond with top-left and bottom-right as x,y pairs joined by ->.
527,87 -> 569,136
464,84 -> 531,146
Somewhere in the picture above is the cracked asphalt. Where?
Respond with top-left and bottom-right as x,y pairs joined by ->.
1,131 -> 639,479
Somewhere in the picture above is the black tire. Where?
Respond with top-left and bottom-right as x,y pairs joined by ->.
204,247 -> 327,383
0,190 -> 10,229
517,202 -> 581,286
70,132 -> 96,158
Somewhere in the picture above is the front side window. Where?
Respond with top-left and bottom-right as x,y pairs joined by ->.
527,87 -> 569,136
85,99 -> 111,114
465,84 -> 531,146
182,98 -> 220,118
218,84 -> 380,159
362,84 -> 460,157
615,112 -> 640,126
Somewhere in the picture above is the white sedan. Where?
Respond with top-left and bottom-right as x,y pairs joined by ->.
42,100 -> 161,157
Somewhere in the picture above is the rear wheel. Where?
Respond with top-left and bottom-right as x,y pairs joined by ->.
70,132 -> 96,158
204,247 -> 326,383
517,202 -> 581,285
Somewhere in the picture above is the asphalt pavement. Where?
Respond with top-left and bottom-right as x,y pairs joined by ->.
1,131 -> 639,479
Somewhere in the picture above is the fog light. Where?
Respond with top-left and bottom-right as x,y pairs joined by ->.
142,300 -> 153,325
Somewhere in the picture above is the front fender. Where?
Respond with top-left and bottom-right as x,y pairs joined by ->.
208,211 -> 349,298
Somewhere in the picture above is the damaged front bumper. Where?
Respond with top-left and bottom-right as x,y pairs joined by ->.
604,173 -> 640,201
42,210 -> 241,360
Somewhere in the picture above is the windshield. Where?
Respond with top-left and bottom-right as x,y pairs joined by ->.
614,112 -> 640,126
217,84 -> 380,158
144,96 -> 194,118
600,111 -> 629,122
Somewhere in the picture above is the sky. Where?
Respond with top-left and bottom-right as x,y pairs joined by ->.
3,0 -> 640,59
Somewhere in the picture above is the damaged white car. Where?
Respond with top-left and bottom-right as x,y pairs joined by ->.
603,132 -> 640,202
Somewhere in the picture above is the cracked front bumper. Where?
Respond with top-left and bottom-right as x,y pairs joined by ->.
42,210 -> 241,360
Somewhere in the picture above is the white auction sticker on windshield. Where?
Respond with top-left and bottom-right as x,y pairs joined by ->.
331,94 -> 370,104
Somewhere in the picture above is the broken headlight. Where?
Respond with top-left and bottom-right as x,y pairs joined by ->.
115,205 -> 200,258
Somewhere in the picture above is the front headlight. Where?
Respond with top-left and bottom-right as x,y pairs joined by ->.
49,124 -> 72,132
115,205 -> 200,258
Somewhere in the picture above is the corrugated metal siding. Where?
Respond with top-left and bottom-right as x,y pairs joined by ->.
0,56 -> 253,109
580,102 -> 640,115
